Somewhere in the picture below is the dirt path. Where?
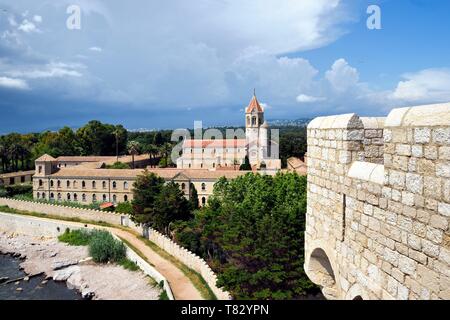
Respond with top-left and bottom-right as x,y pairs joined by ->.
104,227 -> 203,300
1,214 -> 204,300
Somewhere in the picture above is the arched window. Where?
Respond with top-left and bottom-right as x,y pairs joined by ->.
73,193 -> 78,201
67,180 -> 70,188
82,181 -> 86,188
200,163 -> 203,168
201,197 -> 206,206
102,181 -> 106,189
57,193 -> 61,201
92,181 -> 96,189
42,193 -> 46,199
37,192 -> 40,199
38,166 -> 42,174
92,194 -> 97,202
181,183 -> 186,190
201,183 -> 206,191
213,163 -> 215,168
50,180 -> 54,187
39,179 -> 43,187
112,181 -> 117,189
188,164 -> 191,168
124,195 -> 128,202
252,116 -> 256,126
73,181 -> 77,188
57,180 -> 61,188
67,193 -> 71,201
50,193 -> 54,200
124,182 -> 129,190
102,194 -> 107,202
113,195 -> 117,203
82,194 -> 86,202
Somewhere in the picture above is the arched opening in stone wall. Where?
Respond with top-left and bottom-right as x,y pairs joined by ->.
307,248 -> 337,299
353,295 -> 363,300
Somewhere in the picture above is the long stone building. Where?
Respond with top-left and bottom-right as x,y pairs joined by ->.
305,102 -> 450,300
33,154 -> 249,207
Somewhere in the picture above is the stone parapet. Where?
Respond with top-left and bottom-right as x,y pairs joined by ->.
305,102 -> 450,300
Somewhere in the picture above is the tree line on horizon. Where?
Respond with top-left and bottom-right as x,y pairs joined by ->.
0,120 -> 307,174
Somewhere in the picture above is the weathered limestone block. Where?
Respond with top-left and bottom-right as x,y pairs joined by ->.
306,103 -> 450,300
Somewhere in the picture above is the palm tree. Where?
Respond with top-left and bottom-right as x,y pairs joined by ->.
160,142 -> 173,168
0,138 -> 8,173
146,144 -> 159,168
127,141 -> 141,169
113,128 -> 121,162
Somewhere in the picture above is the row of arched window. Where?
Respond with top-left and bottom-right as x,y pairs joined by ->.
36,192 -> 128,203
40,180 -> 129,190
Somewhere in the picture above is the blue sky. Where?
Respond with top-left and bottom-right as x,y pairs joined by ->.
1,0 -> 450,132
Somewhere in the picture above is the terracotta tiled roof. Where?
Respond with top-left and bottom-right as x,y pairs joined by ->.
56,156 -> 115,162
287,157 -> 307,175
0,170 -> 34,179
183,139 -> 246,148
246,95 -> 264,113
35,154 -> 56,162
181,169 -> 250,180
47,167 -> 251,180
102,154 -> 149,165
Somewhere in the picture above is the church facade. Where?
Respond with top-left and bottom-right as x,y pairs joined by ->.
176,94 -> 281,170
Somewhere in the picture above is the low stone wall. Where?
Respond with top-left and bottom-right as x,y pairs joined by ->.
0,198 -> 123,225
0,197 -> 231,300
147,228 -> 231,300
126,221 -> 231,300
0,211 -> 174,300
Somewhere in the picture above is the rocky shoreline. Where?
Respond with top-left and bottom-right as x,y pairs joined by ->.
0,231 -> 161,300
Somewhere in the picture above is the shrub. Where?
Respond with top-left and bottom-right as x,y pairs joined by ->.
105,162 -> 130,169
118,258 -> 139,271
115,201 -> 133,214
58,228 -> 92,246
88,230 -> 126,263
158,281 -> 169,300
0,187 -> 7,198
5,184 -> 32,197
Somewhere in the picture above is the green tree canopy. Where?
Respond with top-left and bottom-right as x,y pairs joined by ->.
131,171 -> 192,234
174,172 -> 317,300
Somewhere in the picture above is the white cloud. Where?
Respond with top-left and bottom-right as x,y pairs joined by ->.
296,94 -> 326,103
6,62 -> 83,79
0,76 -> 29,90
390,69 -> 450,103
33,15 -> 42,23
18,19 -> 38,33
325,58 -> 359,92
8,16 -> 18,27
89,46 -> 103,52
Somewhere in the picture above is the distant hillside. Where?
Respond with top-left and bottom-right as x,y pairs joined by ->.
268,118 -> 311,127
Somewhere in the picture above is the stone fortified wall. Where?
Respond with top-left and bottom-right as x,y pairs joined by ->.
0,198 -> 230,300
305,103 -> 450,300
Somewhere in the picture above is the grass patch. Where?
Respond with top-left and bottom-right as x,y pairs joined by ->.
118,258 -> 139,271
58,228 -> 92,246
138,236 -> 217,300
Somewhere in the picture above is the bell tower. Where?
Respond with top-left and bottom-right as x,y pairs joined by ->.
245,91 -> 265,166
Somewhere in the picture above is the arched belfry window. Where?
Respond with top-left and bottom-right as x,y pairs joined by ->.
252,116 -> 256,126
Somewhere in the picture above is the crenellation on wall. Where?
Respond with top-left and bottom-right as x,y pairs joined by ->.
305,102 -> 450,300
